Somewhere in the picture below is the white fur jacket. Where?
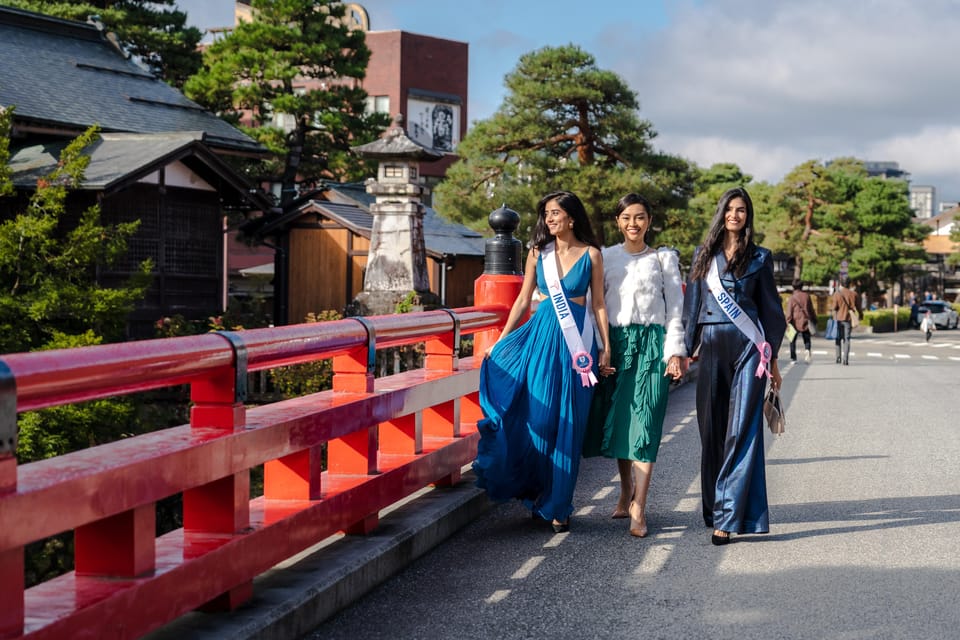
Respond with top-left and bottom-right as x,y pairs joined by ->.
601,244 -> 687,361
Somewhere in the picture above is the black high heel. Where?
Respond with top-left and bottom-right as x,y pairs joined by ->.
551,519 -> 570,533
711,531 -> 730,546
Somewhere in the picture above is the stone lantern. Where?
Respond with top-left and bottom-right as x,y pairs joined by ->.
347,119 -> 443,316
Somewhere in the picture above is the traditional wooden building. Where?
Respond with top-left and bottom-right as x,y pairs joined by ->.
244,182 -> 485,324
0,6 -> 272,336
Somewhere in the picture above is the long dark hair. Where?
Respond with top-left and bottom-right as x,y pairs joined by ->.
530,190 -> 599,251
689,186 -> 755,280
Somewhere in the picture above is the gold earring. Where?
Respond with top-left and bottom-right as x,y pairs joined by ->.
569,222 -> 574,229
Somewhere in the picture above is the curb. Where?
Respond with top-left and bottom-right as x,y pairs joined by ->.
144,477 -> 491,640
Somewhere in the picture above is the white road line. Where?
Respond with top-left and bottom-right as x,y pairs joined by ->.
894,354 -> 911,359
511,556 -> 545,579
592,486 -> 614,500
867,352 -> 883,357
633,544 -> 674,575
922,355 -> 939,360
950,357 -> 960,362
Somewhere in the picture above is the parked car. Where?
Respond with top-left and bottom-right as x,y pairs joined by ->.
917,301 -> 959,329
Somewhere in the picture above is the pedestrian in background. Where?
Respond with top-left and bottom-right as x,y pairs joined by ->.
831,277 -> 859,365
786,280 -> 816,363
681,187 -> 785,546
921,309 -> 936,342
473,191 -> 611,534
584,193 -> 687,539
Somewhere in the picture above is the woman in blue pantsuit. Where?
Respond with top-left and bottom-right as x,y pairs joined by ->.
681,187 -> 785,545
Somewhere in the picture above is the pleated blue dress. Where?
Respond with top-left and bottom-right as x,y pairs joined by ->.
473,251 -> 597,524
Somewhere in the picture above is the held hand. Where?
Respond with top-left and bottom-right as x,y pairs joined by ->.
598,348 -> 616,377
664,355 -> 685,381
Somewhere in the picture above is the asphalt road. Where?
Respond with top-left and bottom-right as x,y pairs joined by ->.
306,328 -> 960,640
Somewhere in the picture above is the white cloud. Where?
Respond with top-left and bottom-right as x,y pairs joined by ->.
602,0 -> 960,200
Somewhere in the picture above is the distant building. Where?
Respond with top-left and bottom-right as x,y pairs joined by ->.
910,185 -> 936,219
219,2 -> 468,194
939,201 -> 959,213
864,161 -> 911,181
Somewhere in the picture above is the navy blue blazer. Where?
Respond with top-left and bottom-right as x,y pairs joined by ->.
681,246 -> 786,357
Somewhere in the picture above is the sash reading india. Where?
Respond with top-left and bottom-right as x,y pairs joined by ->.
707,256 -> 772,379
541,242 -> 597,387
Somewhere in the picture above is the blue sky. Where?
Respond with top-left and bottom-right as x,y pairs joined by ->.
176,1 -> 960,205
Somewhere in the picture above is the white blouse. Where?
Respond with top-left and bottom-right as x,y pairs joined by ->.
601,244 -> 687,361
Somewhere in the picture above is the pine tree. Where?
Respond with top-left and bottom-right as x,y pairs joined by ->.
434,44 -> 694,247
184,0 -> 389,205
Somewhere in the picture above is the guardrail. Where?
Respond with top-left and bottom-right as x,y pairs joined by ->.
0,303 -> 514,639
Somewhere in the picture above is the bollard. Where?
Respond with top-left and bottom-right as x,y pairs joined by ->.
473,205 -> 525,358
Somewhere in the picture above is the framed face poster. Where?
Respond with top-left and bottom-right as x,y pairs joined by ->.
407,97 -> 460,153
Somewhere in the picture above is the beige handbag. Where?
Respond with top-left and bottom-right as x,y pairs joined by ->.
763,387 -> 786,435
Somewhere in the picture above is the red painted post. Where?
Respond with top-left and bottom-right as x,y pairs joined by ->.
329,318 -> 380,533
264,445 -> 324,500
0,455 -> 22,640
473,275 -> 523,358
380,413 -> 420,455
183,339 -> 252,611
424,310 -> 457,372
423,402 -> 456,439
460,390 -> 483,429
328,427 -> 378,475
0,360 -> 22,639
332,318 -> 376,394
74,505 -> 156,577
472,205 -> 525,359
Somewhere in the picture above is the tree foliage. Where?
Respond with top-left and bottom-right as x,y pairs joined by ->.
434,45 -> 694,247
0,107 -> 152,462
761,157 -> 927,290
1,0 -> 202,88
947,210 -> 960,269
184,0 -> 389,205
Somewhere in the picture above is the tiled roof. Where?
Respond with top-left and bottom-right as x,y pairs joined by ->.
309,199 -> 486,258
0,6 -> 261,153
8,131 -> 273,210
9,132 -> 204,189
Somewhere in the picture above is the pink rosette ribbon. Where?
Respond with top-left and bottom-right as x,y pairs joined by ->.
572,351 -> 597,387
755,341 -> 772,378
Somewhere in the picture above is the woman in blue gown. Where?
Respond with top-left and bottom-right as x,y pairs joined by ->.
473,191 -> 612,533
681,187 -> 785,545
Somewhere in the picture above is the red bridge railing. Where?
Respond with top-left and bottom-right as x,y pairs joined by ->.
0,291 -> 520,638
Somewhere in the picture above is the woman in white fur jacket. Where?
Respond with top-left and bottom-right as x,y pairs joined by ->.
583,193 -> 687,538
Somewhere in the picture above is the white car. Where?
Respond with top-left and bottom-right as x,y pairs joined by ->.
918,301 -> 959,329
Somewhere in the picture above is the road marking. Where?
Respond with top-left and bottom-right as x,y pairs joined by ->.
867,352 -> 883,357
894,354 -> 911,359
950,357 -> 960,362
485,589 -> 511,603
511,556 -> 545,579
660,434 -> 674,443
576,505 -> 596,516
592,486 -> 614,500
922,355 -> 939,360
633,544 -> 674,575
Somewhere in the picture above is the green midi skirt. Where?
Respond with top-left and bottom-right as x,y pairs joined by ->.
583,323 -> 670,462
